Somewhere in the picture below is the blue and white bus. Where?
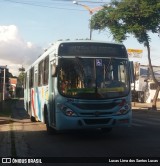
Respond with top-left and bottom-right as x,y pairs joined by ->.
24,40 -> 134,133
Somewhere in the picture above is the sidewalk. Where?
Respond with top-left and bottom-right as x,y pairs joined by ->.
0,98 -> 25,125
132,102 -> 160,111
0,98 -> 27,157
15,98 -> 25,109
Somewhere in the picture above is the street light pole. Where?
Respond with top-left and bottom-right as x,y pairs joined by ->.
73,1 -> 103,40
3,67 -> 6,101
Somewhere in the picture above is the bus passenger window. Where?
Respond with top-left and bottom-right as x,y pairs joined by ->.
29,67 -> 34,88
38,60 -> 44,86
43,56 -> 49,85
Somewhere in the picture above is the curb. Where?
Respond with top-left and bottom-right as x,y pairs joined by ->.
132,107 -> 160,112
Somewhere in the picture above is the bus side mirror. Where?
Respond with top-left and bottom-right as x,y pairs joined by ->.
51,63 -> 57,77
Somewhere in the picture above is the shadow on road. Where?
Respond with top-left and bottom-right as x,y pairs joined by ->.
11,99 -> 30,121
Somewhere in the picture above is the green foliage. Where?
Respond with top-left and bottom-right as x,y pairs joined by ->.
17,74 -> 24,89
91,0 -> 160,108
17,67 -> 25,87
91,0 -> 160,44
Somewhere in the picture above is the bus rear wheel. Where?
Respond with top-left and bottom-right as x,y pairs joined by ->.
30,116 -> 38,122
27,103 -> 37,122
45,110 -> 56,135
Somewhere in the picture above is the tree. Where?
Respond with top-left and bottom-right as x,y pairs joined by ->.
17,66 -> 25,87
91,0 -> 160,110
16,66 -> 25,98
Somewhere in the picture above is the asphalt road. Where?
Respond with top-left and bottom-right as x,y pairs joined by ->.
0,99 -> 160,166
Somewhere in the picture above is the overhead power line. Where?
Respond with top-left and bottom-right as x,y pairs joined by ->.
3,0 -> 84,11
3,0 -> 108,10
51,0 -> 108,3
75,0 -> 108,4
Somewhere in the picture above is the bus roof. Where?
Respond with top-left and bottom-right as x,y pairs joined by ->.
25,40 -> 126,72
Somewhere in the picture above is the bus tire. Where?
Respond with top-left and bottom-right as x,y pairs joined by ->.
28,102 -> 35,122
44,108 -> 55,135
26,102 -> 28,112
31,116 -> 36,122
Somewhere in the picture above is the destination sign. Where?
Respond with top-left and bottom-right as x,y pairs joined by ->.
58,42 -> 128,58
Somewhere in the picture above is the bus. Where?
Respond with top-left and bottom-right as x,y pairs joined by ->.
24,40 -> 134,134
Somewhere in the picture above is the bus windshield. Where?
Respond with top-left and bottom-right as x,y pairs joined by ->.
58,58 -> 130,99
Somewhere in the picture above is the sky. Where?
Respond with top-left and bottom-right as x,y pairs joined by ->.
0,0 -> 160,76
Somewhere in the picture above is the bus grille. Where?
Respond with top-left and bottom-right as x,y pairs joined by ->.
83,118 -> 111,125
73,103 -> 118,110
80,112 -> 112,116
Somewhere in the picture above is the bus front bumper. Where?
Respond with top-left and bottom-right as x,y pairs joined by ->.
55,111 -> 132,130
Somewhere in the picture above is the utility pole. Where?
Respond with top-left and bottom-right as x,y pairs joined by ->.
3,67 -> 6,101
73,1 -> 104,40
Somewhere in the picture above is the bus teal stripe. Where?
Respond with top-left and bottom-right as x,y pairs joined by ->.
36,87 -> 41,120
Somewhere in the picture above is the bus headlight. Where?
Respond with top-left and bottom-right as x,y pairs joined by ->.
64,108 -> 77,116
59,104 -> 77,117
116,104 -> 131,115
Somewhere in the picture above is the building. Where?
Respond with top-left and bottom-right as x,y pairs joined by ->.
0,66 -> 10,101
9,77 -> 17,98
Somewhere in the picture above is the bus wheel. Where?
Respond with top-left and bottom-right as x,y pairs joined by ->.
45,111 -> 55,135
28,102 -> 35,122
30,116 -> 36,122
101,127 -> 112,133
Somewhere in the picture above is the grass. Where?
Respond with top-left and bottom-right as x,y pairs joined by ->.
0,99 -> 18,117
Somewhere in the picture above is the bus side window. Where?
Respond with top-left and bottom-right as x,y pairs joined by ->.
38,60 -> 44,86
29,67 -> 34,88
43,56 -> 49,85
24,73 -> 27,89
51,62 -> 57,77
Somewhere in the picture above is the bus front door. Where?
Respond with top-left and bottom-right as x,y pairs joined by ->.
50,62 -> 56,127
